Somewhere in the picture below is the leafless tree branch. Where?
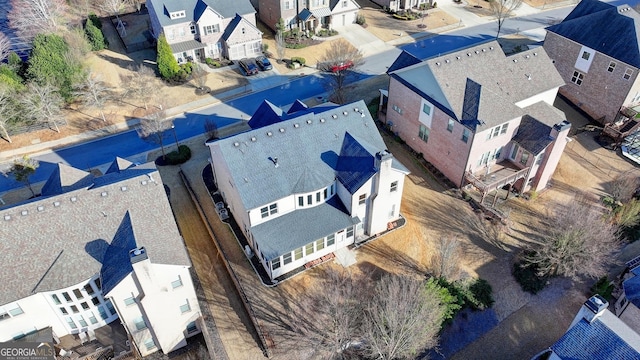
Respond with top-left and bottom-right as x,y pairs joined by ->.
8,0 -> 70,40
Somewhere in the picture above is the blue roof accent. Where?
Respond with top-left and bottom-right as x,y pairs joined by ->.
624,274 -> 640,308
547,0 -> 640,68
221,14 -> 242,41
100,212 -> 137,295
248,100 -> 284,129
40,163 -> 95,197
336,132 -> 377,194
551,318 -> 640,360
287,99 -> 309,115
390,73 -> 459,121
105,157 -> 134,175
512,115 -> 553,155
387,50 -> 422,73
462,78 -> 482,121
298,8 -> 314,21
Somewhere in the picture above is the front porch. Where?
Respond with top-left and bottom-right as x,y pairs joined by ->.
465,161 -> 529,206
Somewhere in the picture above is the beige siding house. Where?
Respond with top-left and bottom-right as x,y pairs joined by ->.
259,0 -> 360,32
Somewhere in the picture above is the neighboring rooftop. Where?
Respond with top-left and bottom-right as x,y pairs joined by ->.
546,0 -> 640,68
388,40 -> 564,130
0,159 -> 190,305
148,0 -> 255,27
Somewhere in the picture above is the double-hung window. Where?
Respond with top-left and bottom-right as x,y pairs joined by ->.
571,70 -> 584,85
419,125 -> 429,143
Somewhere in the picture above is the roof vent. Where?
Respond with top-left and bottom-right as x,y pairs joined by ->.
445,59 -> 450,63
475,50 -> 479,54
320,118 -> 326,123
525,55 -> 530,59
361,113 -> 366,118
526,74 -> 532,80
121,186 -> 128,191
37,205 -> 44,212
279,128 -> 285,133
21,210 -> 28,216
269,156 -> 279,168
233,142 -> 240,147
141,180 -> 148,185
267,131 -> 273,136
343,111 -> 348,116
294,123 -> 300,128
244,177 -> 249,183
307,119 -> 313,124
489,46 -> 494,50
482,48 -> 486,52
354,107 -> 359,112
332,114 -> 338,119
456,56 -> 461,60
436,62 -> 441,66
71,196 -> 77,202
53,201 -> 61,207
3,215 -> 10,221
130,247 -> 148,264
467,53 -> 471,56
513,59 -> 518,63
101,192 -> 108,197
533,52 -> 538,56
250,136 -> 257,142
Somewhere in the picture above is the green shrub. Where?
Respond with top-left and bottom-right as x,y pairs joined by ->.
85,18 -> 107,51
513,261 -> 548,294
157,33 -> 180,80
286,43 -> 307,49
356,14 -> 366,25
88,13 -> 102,29
590,276 -> 614,301
291,56 -> 306,65
425,278 -> 462,324
262,43 -> 269,52
180,62 -> 193,75
469,278 -> 494,309
433,2 -> 438,7
166,145 -> 192,165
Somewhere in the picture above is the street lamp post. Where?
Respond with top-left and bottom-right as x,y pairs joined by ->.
171,123 -> 180,149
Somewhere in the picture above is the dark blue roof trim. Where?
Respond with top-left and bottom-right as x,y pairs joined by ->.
551,318 -> 640,360
336,132 -> 377,194
387,50 -> 422,73
100,212 -> 137,295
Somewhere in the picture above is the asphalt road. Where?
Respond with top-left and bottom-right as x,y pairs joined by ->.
0,0 -> 636,193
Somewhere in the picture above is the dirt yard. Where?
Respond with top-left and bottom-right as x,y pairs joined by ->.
360,7 -> 460,42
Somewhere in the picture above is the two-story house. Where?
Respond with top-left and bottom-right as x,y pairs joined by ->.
259,0 -> 360,32
0,158 -> 201,357
206,100 -> 409,282
543,0 -> 640,125
382,41 -> 570,201
147,0 -> 263,62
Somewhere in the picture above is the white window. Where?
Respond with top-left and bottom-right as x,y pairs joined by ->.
571,70 -> 584,85
419,125 -> 429,143
203,24 -> 220,35
389,204 -> 396,218
315,238 -> 325,251
298,196 -> 304,206
624,68 -> 633,80
171,275 -> 183,289
179,27 -> 185,36
168,29 -> 175,40
62,292 -> 72,302
284,1 -> 291,9
187,321 -> 198,333
294,247 -> 303,260
608,61 -> 616,72
51,294 -> 61,305
272,257 -> 281,270
346,226 -> 354,238
392,104 -> 402,114
260,203 -> 278,218
492,126 -> 500,138
422,103 -> 431,115
7,304 -> 24,316
390,181 -> 398,192
358,193 -> 366,205
144,339 -> 157,351
66,317 -> 77,329
88,312 -> 98,324
134,317 -> 147,330
447,119 -> 454,132
180,300 -> 191,313
326,234 -> 335,246
581,51 -> 590,60
283,252 -> 292,265
342,0 -> 347,7
510,144 -> 519,160
305,243 -> 314,256
520,151 -> 530,165
190,23 -> 196,34
124,296 -> 135,306
500,123 -> 509,135
78,315 -> 88,327
461,128 -> 470,143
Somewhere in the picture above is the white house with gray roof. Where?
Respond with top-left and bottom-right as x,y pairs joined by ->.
147,0 -> 262,62
383,41 -> 571,202
0,159 -> 201,357
206,100 -> 409,281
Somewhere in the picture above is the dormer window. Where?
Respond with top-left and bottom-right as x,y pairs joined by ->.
170,11 -> 186,19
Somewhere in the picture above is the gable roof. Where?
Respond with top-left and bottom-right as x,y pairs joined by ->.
387,50 -> 421,73
222,14 -> 262,44
336,132 -> 377,194
287,99 -> 309,115
511,115 -> 553,155
248,100 -> 284,129
148,0 -> 255,27
0,159 -> 190,306
210,100 -> 397,210
40,163 -> 95,197
105,157 -> 134,174
551,314 -> 640,359
100,211 -> 137,295
546,0 -> 640,68
389,41 -> 564,131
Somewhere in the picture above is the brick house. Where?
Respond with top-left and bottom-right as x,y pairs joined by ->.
206,100 -> 409,282
259,0 -> 360,32
543,0 -> 640,125
382,41 -> 571,201
147,0 -> 263,62
0,159 -> 201,357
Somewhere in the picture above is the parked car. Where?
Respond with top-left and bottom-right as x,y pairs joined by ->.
238,58 -> 259,76
255,55 -> 273,71
330,60 -> 354,73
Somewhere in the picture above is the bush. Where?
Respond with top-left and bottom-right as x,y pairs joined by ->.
590,276 -> 614,301
316,29 -> 339,37
157,33 -> 180,80
205,58 -> 221,67
262,43 -> 269,52
513,260 -> 548,294
291,56 -> 306,65
88,13 -> 102,29
85,17 -> 107,51
469,278 -> 494,309
166,145 -> 192,165
180,62 -> 193,75
356,14 -> 366,25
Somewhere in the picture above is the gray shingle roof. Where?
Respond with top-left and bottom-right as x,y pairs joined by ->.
0,159 -> 190,306
211,100 -> 392,210
105,157 -> 134,174
512,102 -> 567,155
248,100 -> 283,129
551,316 -> 640,359
40,163 -> 94,197
252,196 -> 359,260
148,0 -> 255,27
170,39 -> 204,53
389,41 -> 564,130
547,0 -> 640,68
624,267 -> 640,308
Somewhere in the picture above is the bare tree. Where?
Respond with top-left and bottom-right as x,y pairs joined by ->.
191,64 -> 208,90
609,173 -> 639,204
0,87 -> 17,143
319,40 -> 363,104
275,30 -> 286,63
122,64 -> 158,110
0,32 -> 11,63
21,82 -> 65,133
364,274 -> 445,360
204,118 -> 218,140
282,268 -> 365,359
7,0 -> 69,40
74,72 -> 113,122
63,27 -> 92,61
490,0 -> 523,39
431,234 -> 462,280
525,200 -> 622,280
11,156 -> 39,197
138,108 -> 171,160
100,0 -> 125,20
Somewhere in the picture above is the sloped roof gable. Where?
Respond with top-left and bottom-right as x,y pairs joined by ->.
336,132 -> 377,194
41,163 -> 95,197
248,100 -> 284,129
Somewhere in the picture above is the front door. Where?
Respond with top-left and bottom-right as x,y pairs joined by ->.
337,229 -> 346,243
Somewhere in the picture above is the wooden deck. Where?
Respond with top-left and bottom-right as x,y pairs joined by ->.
465,161 -> 529,203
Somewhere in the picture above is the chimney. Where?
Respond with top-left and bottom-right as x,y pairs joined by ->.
130,247 -> 148,264
375,150 -> 393,171
569,295 -> 609,329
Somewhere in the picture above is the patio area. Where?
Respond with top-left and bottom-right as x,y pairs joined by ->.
465,161 -> 529,205
57,322 -> 131,359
